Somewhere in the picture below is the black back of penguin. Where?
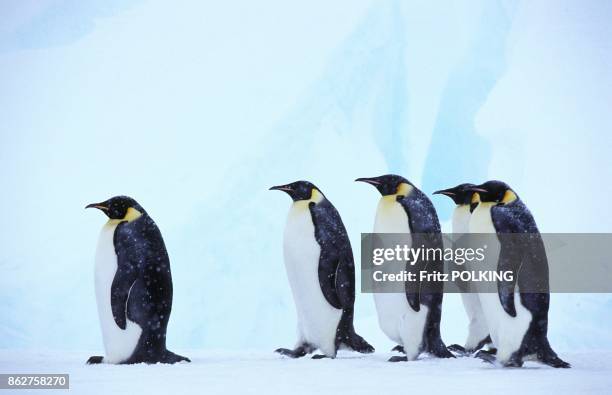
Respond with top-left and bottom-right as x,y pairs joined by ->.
113,212 -> 173,338
309,197 -> 355,309
475,181 -> 549,316
398,187 -> 443,235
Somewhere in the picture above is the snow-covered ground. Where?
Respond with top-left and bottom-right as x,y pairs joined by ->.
1,350 -> 610,394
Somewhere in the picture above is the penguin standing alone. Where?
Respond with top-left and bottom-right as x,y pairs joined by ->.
434,183 -> 492,354
86,196 -> 189,364
270,181 -> 374,358
466,181 -> 570,368
356,175 -> 454,362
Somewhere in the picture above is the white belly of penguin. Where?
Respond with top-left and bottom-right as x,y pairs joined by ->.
94,222 -> 142,364
373,198 -> 428,359
283,204 -> 342,356
469,203 -> 531,363
453,205 -> 490,349
452,204 -> 471,234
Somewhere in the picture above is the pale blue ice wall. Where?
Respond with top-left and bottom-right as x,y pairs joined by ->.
0,0 -> 611,352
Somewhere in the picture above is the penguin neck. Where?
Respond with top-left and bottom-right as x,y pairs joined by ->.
290,189 -> 325,212
378,183 -> 414,207
105,207 -> 144,226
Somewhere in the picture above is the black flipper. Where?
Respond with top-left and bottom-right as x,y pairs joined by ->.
86,356 -> 104,364
111,222 -> 139,329
316,249 -> 342,310
496,234 -> 522,317
110,272 -> 137,330
335,257 -> 355,310
404,272 -> 421,312
389,356 -> 408,362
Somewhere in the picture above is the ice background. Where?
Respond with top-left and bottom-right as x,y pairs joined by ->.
1,0 -> 611,366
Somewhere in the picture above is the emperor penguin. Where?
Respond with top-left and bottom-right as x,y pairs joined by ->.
270,181 -> 374,359
356,175 -> 454,362
86,196 -> 190,364
466,181 -> 570,368
433,184 -> 492,355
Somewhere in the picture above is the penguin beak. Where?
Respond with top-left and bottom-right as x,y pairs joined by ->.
269,185 -> 293,193
85,202 -> 109,211
355,177 -> 381,186
433,188 -> 456,197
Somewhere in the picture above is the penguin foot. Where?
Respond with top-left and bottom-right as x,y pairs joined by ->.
86,356 -> 104,364
540,355 -> 571,368
391,345 -> 405,353
275,347 -> 307,359
430,347 -> 455,359
388,356 -> 408,363
478,348 -> 497,356
427,339 -> 456,358
447,344 -> 466,354
161,351 -> 191,364
503,358 -> 524,368
475,350 -> 496,364
339,329 -> 375,354
347,334 -> 375,354
534,338 -> 570,368
311,354 -> 328,359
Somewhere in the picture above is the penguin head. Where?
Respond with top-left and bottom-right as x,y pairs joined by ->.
86,196 -> 145,221
269,181 -> 323,202
433,183 -> 476,205
467,180 -> 519,205
355,174 -> 413,197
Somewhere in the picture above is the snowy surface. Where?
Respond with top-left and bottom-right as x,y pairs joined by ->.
1,0 -> 612,361
1,350 -> 610,395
